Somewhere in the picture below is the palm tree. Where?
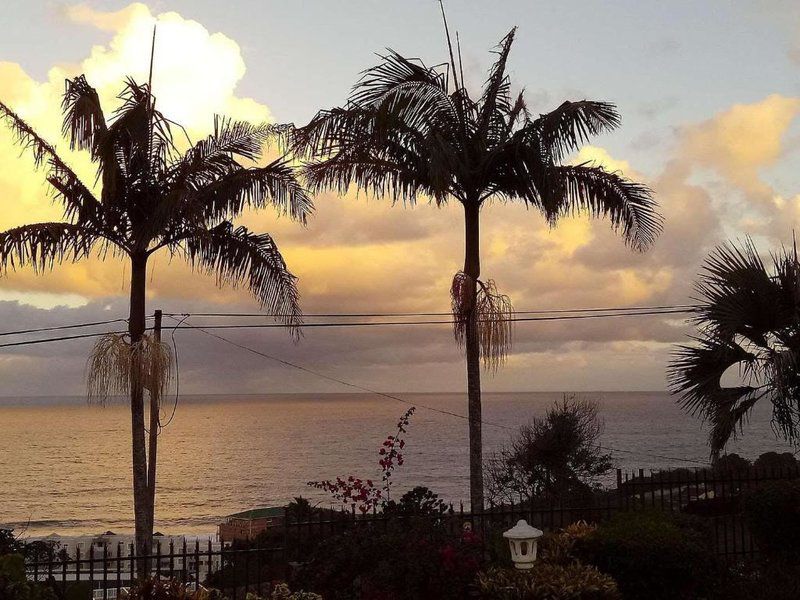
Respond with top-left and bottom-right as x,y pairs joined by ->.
0,76 -> 312,563
669,238 -> 800,456
289,28 -> 661,509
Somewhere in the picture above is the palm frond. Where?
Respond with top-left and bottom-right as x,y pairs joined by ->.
62,75 -> 108,157
303,148 -> 432,204
478,28 -> 516,134
693,239 -> 782,342
531,101 -> 621,163
0,222 -> 97,272
0,100 -> 103,224
178,117 -> 280,183
183,158 -> 313,226
350,50 -> 448,108
542,164 -> 661,251
451,271 -> 514,372
181,222 -> 301,330
670,237 -> 800,451
87,333 -> 172,406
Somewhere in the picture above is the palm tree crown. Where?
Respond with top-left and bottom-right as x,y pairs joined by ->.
670,238 -> 800,454
290,28 -> 660,251
0,75 -> 312,320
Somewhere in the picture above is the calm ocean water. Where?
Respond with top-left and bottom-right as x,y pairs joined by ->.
0,392 -> 793,536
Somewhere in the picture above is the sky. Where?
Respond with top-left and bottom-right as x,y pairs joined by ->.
1,1 -> 799,396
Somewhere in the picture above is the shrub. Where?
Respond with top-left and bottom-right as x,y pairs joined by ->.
253,583 -> 322,600
753,451 -> 799,472
477,564 -> 620,600
383,486 -> 450,516
743,480 -> 800,564
122,579 -> 213,600
574,511 -> 717,600
0,554 -> 57,600
541,521 -> 597,565
485,397 -> 614,504
296,519 -> 483,600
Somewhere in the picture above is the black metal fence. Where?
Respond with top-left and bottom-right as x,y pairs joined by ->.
23,465 -> 800,598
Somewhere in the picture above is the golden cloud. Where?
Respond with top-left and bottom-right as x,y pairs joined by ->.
681,94 -> 800,201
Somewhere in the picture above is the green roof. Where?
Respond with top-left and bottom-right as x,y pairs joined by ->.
227,507 -> 285,520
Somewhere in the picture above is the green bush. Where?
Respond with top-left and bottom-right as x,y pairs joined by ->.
295,519 -> 483,600
574,511 -> 717,600
0,554 -> 57,600
122,579 -> 213,600
711,561 -> 800,600
743,480 -> 800,564
477,564 -> 620,600
540,522 -> 597,565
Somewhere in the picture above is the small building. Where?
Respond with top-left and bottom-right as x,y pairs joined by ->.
218,507 -> 285,544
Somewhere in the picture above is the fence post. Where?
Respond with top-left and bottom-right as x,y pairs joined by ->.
116,542 -> 122,599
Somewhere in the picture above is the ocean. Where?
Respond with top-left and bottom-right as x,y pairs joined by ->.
0,392 -> 793,537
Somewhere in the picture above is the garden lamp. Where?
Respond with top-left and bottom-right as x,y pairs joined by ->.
503,519 -> 543,570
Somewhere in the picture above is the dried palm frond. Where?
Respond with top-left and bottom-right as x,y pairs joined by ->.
87,333 -> 172,405
451,271 -> 514,372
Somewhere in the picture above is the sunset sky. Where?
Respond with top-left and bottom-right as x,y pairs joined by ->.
1,0 -> 799,396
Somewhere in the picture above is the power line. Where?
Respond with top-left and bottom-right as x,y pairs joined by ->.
0,318 -> 128,338
164,304 -> 698,319
0,305 -> 693,344
169,315 -> 709,466
164,308 -> 691,331
0,330 -> 128,348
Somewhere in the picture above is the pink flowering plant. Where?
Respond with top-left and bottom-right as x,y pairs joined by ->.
309,407 -> 415,513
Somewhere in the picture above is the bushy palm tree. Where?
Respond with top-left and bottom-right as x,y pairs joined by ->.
0,76 -> 312,561
289,28 -> 661,509
670,238 -> 800,456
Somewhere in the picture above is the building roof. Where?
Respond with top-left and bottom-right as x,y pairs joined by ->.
226,507 -> 285,520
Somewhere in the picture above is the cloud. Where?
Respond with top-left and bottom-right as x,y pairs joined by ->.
680,95 -> 800,201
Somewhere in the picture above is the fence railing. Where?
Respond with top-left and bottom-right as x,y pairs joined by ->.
23,465 -> 800,597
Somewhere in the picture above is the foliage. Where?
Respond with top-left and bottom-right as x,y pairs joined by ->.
309,408 -> 415,512
540,521 -> 597,566
451,272 -> 514,371
712,561 -> 800,600
669,238 -> 800,453
290,28 -> 660,369
383,486 -> 450,516
486,396 -> 614,503
0,80 -> 310,324
743,480 -> 800,564
477,564 -> 620,600
753,451 -> 799,472
574,510 -> 717,600
264,583 -> 322,600
285,497 -> 316,521
0,554 -> 57,600
87,333 -> 172,404
713,453 -> 751,472
0,529 -> 23,556
122,579 -> 234,600
296,519 -> 483,600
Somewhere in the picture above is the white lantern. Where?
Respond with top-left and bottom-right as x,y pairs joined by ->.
503,519 -> 544,570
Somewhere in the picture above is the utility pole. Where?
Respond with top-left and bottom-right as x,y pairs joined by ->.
153,309 -> 162,342
147,308 -> 163,551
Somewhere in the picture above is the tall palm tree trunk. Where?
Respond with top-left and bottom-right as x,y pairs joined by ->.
463,201 -> 484,511
128,253 -> 152,576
